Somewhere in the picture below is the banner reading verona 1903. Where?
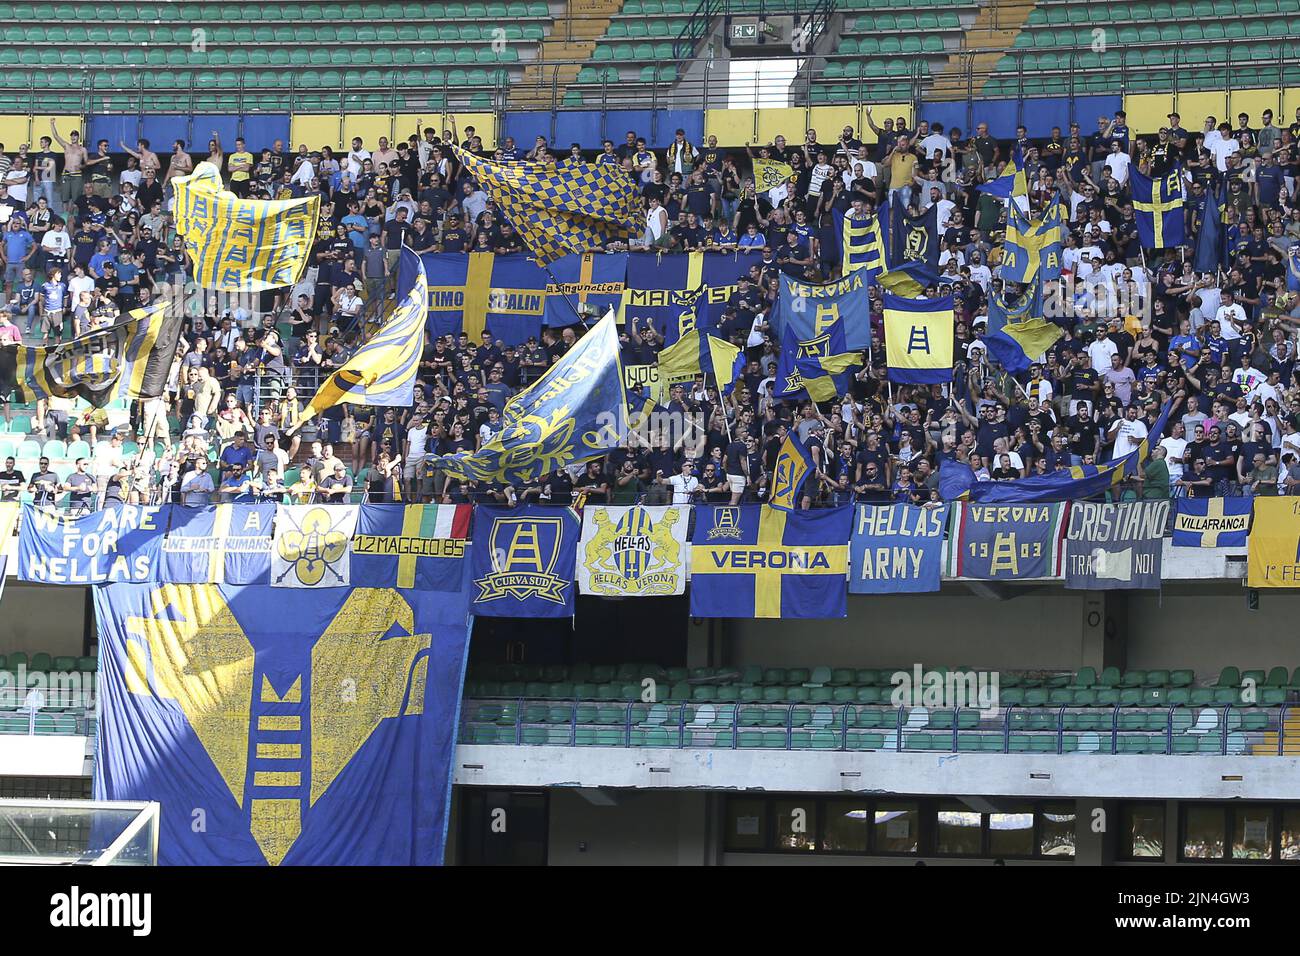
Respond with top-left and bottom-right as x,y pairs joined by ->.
578,505 -> 690,597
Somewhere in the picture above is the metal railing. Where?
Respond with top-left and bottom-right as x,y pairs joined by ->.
460,698 -> 1300,755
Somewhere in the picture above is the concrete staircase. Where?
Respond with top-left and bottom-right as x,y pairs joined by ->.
927,0 -> 1037,100
1251,712 -> 1300,755
512,0 -> 626,108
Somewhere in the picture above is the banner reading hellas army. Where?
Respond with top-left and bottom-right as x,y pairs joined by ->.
577,505 -> 690,597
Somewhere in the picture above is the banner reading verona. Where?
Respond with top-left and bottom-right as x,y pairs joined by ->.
849,503 -> 948,594
470,505 -> 580,617
93,582 -> 470,865
18,504 -> 170,584
690,504 -> 852,619
162,504 -> 275,585
577,505 -> 690,597
1064,500 -> 1169,590
945,502 -> 1068,580
1247,498 -> 1300,588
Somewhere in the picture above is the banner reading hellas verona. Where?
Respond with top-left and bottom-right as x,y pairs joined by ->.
93,583 -> 470,865
578,505 -> 690,597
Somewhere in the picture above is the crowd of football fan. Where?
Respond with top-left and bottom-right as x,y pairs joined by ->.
3,105 -> 1300,511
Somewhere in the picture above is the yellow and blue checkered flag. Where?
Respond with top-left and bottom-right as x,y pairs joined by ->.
450,144 -> 642,265
298,247 -> 428,425
172,161 -> 320,291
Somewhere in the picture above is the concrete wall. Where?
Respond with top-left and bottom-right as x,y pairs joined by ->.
0,582 -> 87,658
546,790 -> 713,866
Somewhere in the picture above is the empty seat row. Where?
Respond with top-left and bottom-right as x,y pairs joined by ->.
0,654 -> 97,673
3,1 -> 553,18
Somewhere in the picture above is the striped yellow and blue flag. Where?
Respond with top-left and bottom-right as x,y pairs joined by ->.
1130,166 -> 1186,249
836,210 -> 887,281
977,144 -> 1029,204
769,430 -> 814,512
299,246 -> 428,423
0,302 -> 182,407
172,161 -> 320,291
654,328 -> 743,402
451,144 -> 642,265
774,322 -> 862,403
882,292 -> 954,384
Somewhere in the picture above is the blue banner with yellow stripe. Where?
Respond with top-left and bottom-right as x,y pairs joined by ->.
690,504 -> 852,619
161,504 -> 275,585
420,251 -> 549,345
351,503 -> 472,591
541,252 -> 628,328
622,251 -> 762,345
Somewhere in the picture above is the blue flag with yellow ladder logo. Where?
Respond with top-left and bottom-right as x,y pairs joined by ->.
420,251 -> 549,345
298,246 -> 428,425
690,504 -> 852,618
0,301 -> 183,407
1131,166 -> 1186,249
768,431 -> 814,512
1171,497 -> 1251,547
171,161 -> 320,291
450,144 -> 642,266
470,505 -> 580,617
433,310 -> 627,485
882,291 -> 954,384
93,581 -> 471,865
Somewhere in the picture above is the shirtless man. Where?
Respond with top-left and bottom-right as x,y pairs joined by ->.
163,139 -> 193,188
49,119 -> 87,207
119,137 -> 161,177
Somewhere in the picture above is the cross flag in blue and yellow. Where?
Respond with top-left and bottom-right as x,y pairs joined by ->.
771,271 -> 872,351
451,144 -> 642,265
977,144 -> 1029,207
690,504 -> 853,618
882,292 -> 954,384
984,283 -> 1061,374
433,310 -> 627,485
172,161 -> 320,291
1002,199 -> 1064,283
769,431 -> 814,512
654,328 -> 743,402
1130,166 -> 1186,249
299,247 -> 428,425
774,323 -> 862,403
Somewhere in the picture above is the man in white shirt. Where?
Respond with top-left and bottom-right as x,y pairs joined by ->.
1159,421 -> 1188,482
920,125 -> 950,160
1214,291 -> 1246,340
1086,327 -> 1119,371
1109,404 -> 1149,459
1208,124 -> 1239,171
345,137 -> 370,179
665,460 -> 700,504
1103,141 -> 1131,185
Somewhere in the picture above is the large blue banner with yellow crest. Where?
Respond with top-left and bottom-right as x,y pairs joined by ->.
470,504 -> 580,617
92,582 -> 471,866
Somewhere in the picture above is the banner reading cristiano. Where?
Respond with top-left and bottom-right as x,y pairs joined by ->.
92,583 -> 471,866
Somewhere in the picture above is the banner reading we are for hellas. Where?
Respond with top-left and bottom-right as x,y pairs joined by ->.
1247,498 -> 1300,587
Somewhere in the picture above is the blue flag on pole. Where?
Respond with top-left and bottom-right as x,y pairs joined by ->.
1193,184 -> 1228,273
93,582 -> 471,865
770,270 -> 872,351
1130,166 -> 1186,249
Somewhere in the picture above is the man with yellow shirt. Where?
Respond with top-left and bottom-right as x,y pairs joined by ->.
884,135 -> 918,209
227,137 -> 254,198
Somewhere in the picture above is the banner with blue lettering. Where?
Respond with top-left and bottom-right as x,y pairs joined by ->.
469,505 -> 579,617
944,502 -> 1068,580
622,251 -> 762,345
849,503 -> 948,594
542,252 -> 628,328
93,582 -> 471,865
690,504 -> 852,618
161,504 -> 275,585
18,504 -> 169,584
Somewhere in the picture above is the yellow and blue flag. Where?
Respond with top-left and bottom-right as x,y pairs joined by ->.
774,322 -> 862,403
1247,498 -> 1300,587
1171,497 -> 1251,547
451,144 -> 642,265
541,252 -> 628,328
351,503 -> 472,591
888,193 -> 941,288
654,328 -> 743,402
939,399 -> 1175,502
299,246 -> 428,424
0,302 -> 182,407
984,283 -> 1061,373
470,505 -> 580,616
771,271 -> 872,351
421,251 -> 548,345
836,210 -> 887,281
1002,199 -> 1064,283
172,161 -> 319,291
161,505 -> 275,584
1130,166 -> 1186,249
622,250 -> 760,345
769,431 -> 814,512
1287,246 -> 1300,293
882,291 -> 954,384
690,504 -> 853,618
977,144 -> 1029,204
752,158 -> 794,193
434,310 -> 627,485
